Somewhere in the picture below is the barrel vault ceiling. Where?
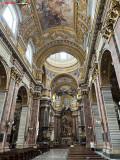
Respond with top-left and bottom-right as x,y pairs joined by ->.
19,0 -> 90,68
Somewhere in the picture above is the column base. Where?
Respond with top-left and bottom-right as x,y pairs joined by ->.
3,147 -> 10,152
95,144 -> 103,152
103,147 -> 120,159
16,145 -> 24,149
0,148 -> 4,153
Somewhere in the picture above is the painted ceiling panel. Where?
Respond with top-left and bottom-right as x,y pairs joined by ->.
35,0 -> 74,30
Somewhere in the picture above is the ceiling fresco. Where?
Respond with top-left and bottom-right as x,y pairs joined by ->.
35,0 -> 74,30
55,85 -> 76,97
51,75 -> 77,90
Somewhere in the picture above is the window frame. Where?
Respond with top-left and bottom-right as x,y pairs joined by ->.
2,4 -> 18,35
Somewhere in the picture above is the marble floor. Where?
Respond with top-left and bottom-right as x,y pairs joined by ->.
32,149 -> 69,160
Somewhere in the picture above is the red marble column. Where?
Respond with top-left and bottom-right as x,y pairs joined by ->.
4,82 -> 19,149
94,75 -> 110,148
0,74 -> 16,151
28,92 -> 40,146
82,93 -> 93,147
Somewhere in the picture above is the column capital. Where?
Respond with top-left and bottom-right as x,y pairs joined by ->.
81,89 -> 89,99
10,67 -> 17,80
33,91 -> 41,100
16,73 -> 23,84
91,62 -> 98,80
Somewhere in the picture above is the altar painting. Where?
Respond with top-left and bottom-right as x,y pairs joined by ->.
35,0 -> 74,30
61,115 -> 73,137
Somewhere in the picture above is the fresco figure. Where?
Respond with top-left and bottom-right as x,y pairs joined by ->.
36,0 -> 73,30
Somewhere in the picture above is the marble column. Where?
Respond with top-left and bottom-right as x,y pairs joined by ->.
28,91 -> 41,146
4,74 -> 22,150
39,96 -> 50,141
77,99 -> 85,144
94,75 -> 108,148
91,103 -> 103,150
0,90 -> 7,122
81,90 -> 93,147
16,105 -> 28,149
0,68 -> 16,152
54,114 -> 61,141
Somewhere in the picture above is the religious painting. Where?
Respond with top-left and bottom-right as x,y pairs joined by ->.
55,85 -> 76,97
61,115 -> 73,137
35,0 -> 74,30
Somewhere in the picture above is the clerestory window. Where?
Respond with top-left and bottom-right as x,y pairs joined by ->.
3,4 -> 17,34
26,44 -> 33,65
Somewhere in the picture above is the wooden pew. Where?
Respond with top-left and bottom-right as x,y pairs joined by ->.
67,145 -> 107,160
0,147 -> 41,160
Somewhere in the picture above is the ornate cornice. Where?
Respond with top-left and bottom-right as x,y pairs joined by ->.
82,0 -> 106,85
102,0 -> 120,40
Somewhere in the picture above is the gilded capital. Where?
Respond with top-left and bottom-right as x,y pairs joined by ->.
81,89 -> 89,99
10,67 -> 17,80
92,62 -> 98,80
102,0 -> 120,40
33,92 -> 41,99
16,73 -> 23,84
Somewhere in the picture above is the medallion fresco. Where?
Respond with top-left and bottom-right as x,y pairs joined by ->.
35,0 -> 74,30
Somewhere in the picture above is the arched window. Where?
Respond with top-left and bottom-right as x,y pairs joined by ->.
26,44 -> 33,65
3,4 -> 17,34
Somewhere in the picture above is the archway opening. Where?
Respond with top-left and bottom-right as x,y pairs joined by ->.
10,86 -> 28,148
100,50 -> 120,129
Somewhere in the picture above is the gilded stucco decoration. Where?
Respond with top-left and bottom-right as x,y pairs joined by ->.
29,0 -> 89,68
102,0 -> 120,40
0,0 -> 89,84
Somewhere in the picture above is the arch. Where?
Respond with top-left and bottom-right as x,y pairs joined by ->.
52,83 -> 77,94
17,86 -> 28,105
49,73 -> 78,89
99,49 -> 112,86
0,61 -> 7,90
35,41 -> 86,69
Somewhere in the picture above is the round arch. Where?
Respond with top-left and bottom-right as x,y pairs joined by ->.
99,49 -> 112,86
52,82 -> 77,94
34,41 -> 86,69
49,73 -> 78,89
0,60 -> 7,90
17,85 -> 28,105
